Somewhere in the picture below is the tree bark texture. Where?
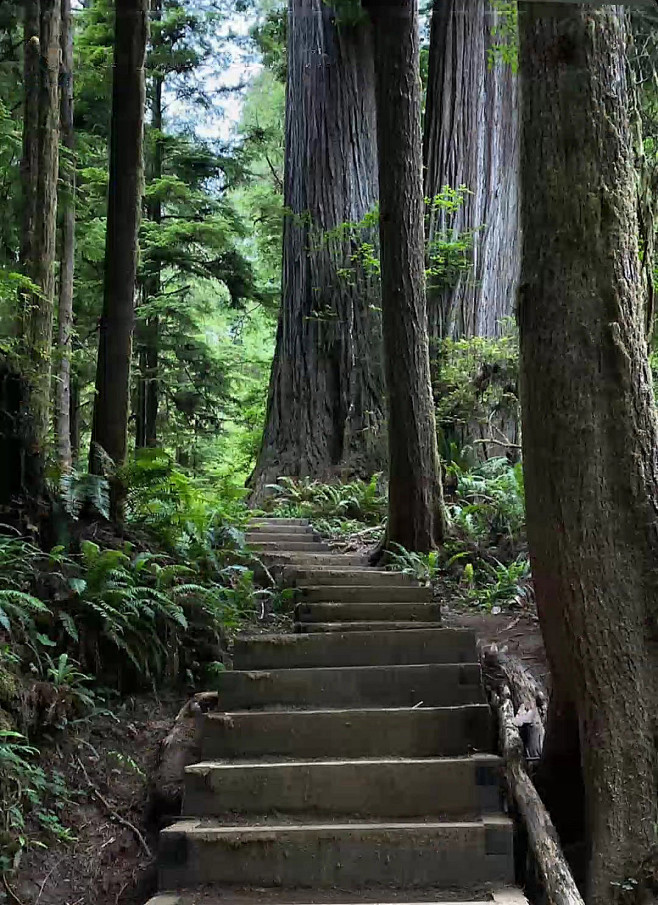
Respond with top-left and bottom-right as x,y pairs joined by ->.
136,0 -> 162,451
56,0 -> 74,472
364,0 -> 446,551
20,0 -> 61,456
249,0 -> 386,497
519,6 -> 658,902
89,0 -> 147,511
423,0 -> 520,340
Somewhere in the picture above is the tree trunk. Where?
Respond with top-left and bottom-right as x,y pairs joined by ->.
364,0 -> 446,552
519,5 -> 658,902
423,0 -> 520,342
89,0 -> 148,518
19,0 -> 61,459
136,1 -> 162,451
56,0 -> 74,472
248,0 -> 386,498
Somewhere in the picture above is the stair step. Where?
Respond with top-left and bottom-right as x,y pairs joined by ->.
183,755 -> 503,819
298,585 -> 432,603
250,542 -> 332,553
201,705 -> 493,760
208,663 -> 484,710
261,554 -> 371,567
284,568 -> 416,587
249,519 -> 310,527
233,629 -> 477,670
148,889 -> 529,905
247,533 -> 317,545
158,817 -> 514,890
248,525 -> 314,534
295,602 -> 440,623
295,621 -> 443,634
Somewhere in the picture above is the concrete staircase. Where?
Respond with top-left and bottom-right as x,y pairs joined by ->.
151,518 -> 519,904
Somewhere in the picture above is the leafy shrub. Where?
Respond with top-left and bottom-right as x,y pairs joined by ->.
0,730 -> 75,873
385,545 -> 440,584
264,474 -> 386,525
446,456 -> 525,544
434,328 -> 519,457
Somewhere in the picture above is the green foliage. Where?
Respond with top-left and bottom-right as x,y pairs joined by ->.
264,475 -> 387,525
434,325 -> 519,450
446,457 -> 525,544
0,731 -> 75,873
386,546 -> 440,584
487,1 -> 519,72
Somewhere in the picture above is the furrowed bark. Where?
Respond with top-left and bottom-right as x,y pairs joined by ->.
364,0 -> 446,551
519,5 -> 658,901
249,0 -> 386,498
20,0 -> 61,462
56,0 -> 74,472
89,0 -> 148,518
424,0 -> 520,341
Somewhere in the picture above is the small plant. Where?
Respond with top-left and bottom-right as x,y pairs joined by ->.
386,545 -> 440,585
0,730 -> 75,873
265,474 -> 386,525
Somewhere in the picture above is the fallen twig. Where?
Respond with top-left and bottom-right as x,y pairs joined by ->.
75,756 -> 152,858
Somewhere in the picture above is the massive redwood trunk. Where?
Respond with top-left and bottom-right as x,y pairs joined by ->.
364,0 -> 446,552
423,0 -> 520,341
519,5 -> 658,901
89,0 -> 147,516
56,0 -> 74,472
249,0 -> 385,497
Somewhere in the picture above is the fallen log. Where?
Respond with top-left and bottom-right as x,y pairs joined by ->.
495,684 -> 584,905
482,643 -> 546,757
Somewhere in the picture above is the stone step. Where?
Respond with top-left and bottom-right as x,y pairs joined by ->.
233,629 -> 477,670
294,621 -> 442,634
295,602 -> 441,623
147,888 -> 529,905
284,568 -> 415,587
249,519 -> 310,527
261,553 -> 371,567
158,817 -> 514,890
249,524 -> 314,534
183,755 -> 503,819
298,585 -> 432,603
247,533 -> 317,545
249,542 -> 333,553
200,705 -> 493,760
208,663 -> 484,710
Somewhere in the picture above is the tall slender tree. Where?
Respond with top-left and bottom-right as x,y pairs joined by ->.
89,0 -> 148,515
423,0 -> 520,342
56,0 -> 74,472
20,0 -> 61,461
249,0 -> 386,497
519,5 -> 658,901
136,0 -> 163,450
363,0 -> 446,551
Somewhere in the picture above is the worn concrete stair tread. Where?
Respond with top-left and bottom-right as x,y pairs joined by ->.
207,662 -> 484,709
250,542 -> 333,552
260,554 -> 371,566
147,887 -> 529,905
183,754 -> 503,818
245,528 -> 322,550
200,704 -> 493,759
295,622 -> 443,634
295,602 -> 439,622
298,586 -> 432,603
158,817 -> 514,889
233,628 -> 477,670
285,568 -> 419,587
249,518 -> 311,527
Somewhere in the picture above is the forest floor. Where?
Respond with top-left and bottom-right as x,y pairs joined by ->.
10,588 -> 546,905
